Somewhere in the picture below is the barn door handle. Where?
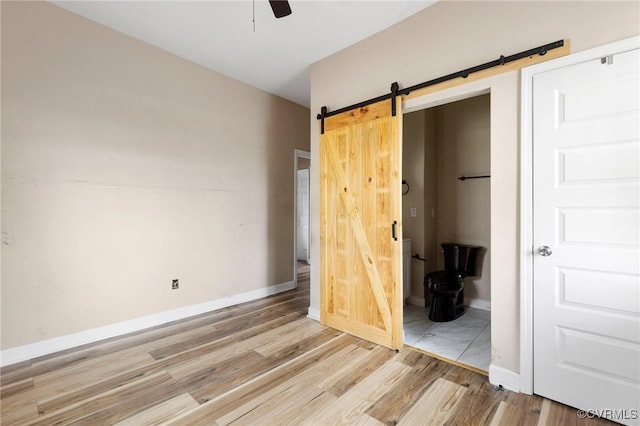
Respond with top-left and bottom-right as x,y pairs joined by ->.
392,221 -> 398,241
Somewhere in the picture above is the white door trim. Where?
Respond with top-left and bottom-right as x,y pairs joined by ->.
519,35 -> 640,395
293,149 -> 311,288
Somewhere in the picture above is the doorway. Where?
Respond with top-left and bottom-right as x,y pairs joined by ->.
296,168 -> 310,263
402,94 -> 492,373
294,149 -> 311,288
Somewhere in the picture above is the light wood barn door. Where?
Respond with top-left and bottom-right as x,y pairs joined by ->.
320,98 -> 403,350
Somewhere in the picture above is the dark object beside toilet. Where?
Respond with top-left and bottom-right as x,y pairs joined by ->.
424,243 -> 482,322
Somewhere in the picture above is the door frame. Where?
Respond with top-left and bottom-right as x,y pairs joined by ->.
403,82 -> 493,357
294,149 -> 311,288
519,35 -> 640,395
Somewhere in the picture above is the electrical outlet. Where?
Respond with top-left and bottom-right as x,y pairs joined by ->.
172,279 -> 179,290
410,207 -> 417,217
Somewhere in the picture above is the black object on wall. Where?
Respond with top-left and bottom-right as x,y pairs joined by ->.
269,0 -> 292,18
458,175 -> 490,181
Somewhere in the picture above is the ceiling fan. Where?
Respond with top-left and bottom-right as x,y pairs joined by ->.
269,0 -> 292,18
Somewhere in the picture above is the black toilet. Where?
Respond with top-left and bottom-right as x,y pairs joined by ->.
424,243 -> 482,322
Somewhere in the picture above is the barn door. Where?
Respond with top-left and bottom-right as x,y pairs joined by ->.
320,98 -> 403,350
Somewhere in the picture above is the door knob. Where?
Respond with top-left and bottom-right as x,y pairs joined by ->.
537,245 -> 552,257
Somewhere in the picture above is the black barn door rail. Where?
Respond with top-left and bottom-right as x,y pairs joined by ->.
317,40 -> 564,134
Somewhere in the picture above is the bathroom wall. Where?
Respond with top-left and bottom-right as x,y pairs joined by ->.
423,109 -> 438,303
435,94 -> 491,308
401,112 -> 426,304
402,109 -> 437,305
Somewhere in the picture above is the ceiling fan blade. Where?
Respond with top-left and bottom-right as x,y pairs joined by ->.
269,0 -> 292,18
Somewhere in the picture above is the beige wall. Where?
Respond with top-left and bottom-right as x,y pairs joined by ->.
402,108 -> 438,304
1,2 -> 310,350
423,109 -> 438,303
435,95 -> 491,306
401,112 -> 426,302
310,1 -> 639,375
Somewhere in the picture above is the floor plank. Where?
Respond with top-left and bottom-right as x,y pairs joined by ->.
112,393 -> 200,426
306,359 -> 411,425
397,377 -> 467,425
490,401 -> 525,426
215,343 -> 360,426
366,353 -> 450,425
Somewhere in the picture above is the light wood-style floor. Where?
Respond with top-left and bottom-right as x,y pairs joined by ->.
1,268 -> 613,425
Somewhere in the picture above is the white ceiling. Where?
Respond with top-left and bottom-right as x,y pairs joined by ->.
53,1 -> 436,107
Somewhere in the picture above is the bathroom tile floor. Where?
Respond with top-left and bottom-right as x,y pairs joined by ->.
403,303 -> 491,372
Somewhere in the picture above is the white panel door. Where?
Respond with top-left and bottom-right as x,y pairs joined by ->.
296,168 -> 310,261
533,48 -> 640,424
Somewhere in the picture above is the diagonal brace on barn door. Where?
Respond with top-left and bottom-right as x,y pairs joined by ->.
324,138 -> 393,332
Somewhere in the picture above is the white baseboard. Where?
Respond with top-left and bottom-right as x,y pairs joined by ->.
489,364 -> 520,392
0,280 -> 296,367
408,296 -> 489,311
407,296 -> 490,321
407,296 -> 425,307
465,298 -> 491,311
307,307 -> 320,321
